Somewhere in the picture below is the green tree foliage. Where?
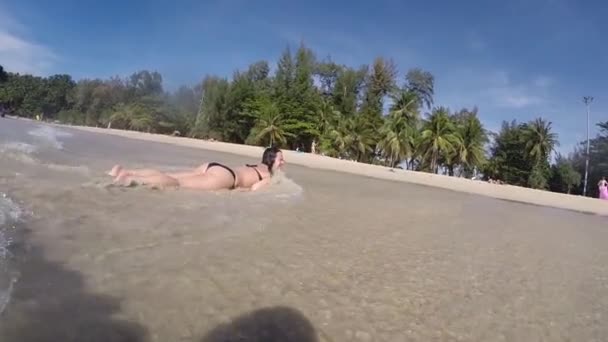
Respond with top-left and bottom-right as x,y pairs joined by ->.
571,121 -> 608,197
315,58 -> 341,96
43,74 -> 76,118
549,154 -> 581,194
332,65 -> 367,117
361,57 -> 397,121
485,121 -> 534,185
419,107 -> 460,173
191,76 -> 230,139
377,90 -> 420,168
485,118 -> 558,189
404,68 -> 434,110
285,43 -> 321,150
451,108 -> 488,177
0,49 -> 592,196
0,65 -> 7,83
523,118 -> 559,167
246,95 -> 293,147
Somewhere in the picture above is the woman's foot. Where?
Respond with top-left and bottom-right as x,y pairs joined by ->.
108,165 -> 123,177
113,172 -> 136,186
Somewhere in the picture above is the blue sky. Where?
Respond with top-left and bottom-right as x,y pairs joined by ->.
1,0 -> 606,153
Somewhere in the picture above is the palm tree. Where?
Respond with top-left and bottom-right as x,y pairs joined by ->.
317,98 -> 340,135
347,114 -> 376,162
523,117 -> 559,166
129,114 -> 155,132
455,110 -> 488,177
109,102 -> 155,132
419,107 -> 460,173
442,133 -> 465,176
378,113 -> 415,167
378,90 -> 422,168
326,117 -> 352,158
109,103 -> 130,128
405,68 -> 434,110
409,130 -> 424,170
389,90 -> 420,123
313,98 -> 341,152
251,98 -> 293,147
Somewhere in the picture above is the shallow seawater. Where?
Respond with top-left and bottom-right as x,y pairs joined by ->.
0,122 -> 306,321
2,120 -> 608,342
27,125 -> 73,150
0,193 -> 22,316
0,123 -> 79,318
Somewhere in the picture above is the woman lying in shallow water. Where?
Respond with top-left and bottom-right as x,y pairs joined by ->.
107,147 -> 285,191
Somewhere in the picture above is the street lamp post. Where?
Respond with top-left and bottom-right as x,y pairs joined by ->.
583,96 -> 593,197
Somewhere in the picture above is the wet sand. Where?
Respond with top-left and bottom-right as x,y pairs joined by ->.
1,118 -> 608,341
68,123 -> 608,216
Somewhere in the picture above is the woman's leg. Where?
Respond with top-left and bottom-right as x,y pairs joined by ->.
109,163 -> 209,180
166,163 -> 209,179
108,165 -> 165,178
110,163 -> 234,191
115,170 -> 179,189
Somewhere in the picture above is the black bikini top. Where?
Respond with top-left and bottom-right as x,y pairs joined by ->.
246,164 -> 263,181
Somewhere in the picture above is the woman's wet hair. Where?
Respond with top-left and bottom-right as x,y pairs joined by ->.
261,146 -> 281,174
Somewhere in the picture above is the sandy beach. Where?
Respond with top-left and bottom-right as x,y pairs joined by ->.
66,123 -> 608,217
1,117 -> 608,342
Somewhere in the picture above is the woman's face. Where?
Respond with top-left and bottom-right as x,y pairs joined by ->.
273,151 -> 285,171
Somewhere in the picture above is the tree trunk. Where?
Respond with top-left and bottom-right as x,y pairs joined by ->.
431,149 -> 438,173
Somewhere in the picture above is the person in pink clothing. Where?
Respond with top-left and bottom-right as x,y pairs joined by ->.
599,177 -> 608,200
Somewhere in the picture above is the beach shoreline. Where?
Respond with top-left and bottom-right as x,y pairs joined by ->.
2,117 -> 608,341
53,122 -> 608,216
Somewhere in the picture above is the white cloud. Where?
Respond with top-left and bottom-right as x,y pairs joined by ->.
533,75 -> 554,88
277,29 -> 369,66
275,25 -> 417,69
476,70 -> 550,109
0,9 -> 58,75
435,67 -> 557,129
466,31 -> 486,52
493,90 -> 543,108
483,76 -> 544,109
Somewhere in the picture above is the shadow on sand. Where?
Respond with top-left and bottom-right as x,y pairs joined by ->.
0,227 -> 149,342
200,306 -> 318,342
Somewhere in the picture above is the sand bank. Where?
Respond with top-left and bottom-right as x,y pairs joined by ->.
60,124 -> 608,216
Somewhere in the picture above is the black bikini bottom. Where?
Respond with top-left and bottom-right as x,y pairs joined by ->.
206,162 -> 237,189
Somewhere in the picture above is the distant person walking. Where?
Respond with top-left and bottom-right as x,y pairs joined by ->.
599,177 -> 608,200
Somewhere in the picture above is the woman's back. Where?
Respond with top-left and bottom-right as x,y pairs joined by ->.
234,165 -> 270,188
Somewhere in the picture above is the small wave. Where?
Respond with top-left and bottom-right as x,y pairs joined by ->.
0,142 -> 38,154
265,171 -> 304,200
46,164 -> 91,176
0,193 -> 21,316
0,141 -> 38,165
0,141 -> 90,175
27,125 -> 72,150
0,276 -> 16,316
0,194 -> 22,227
